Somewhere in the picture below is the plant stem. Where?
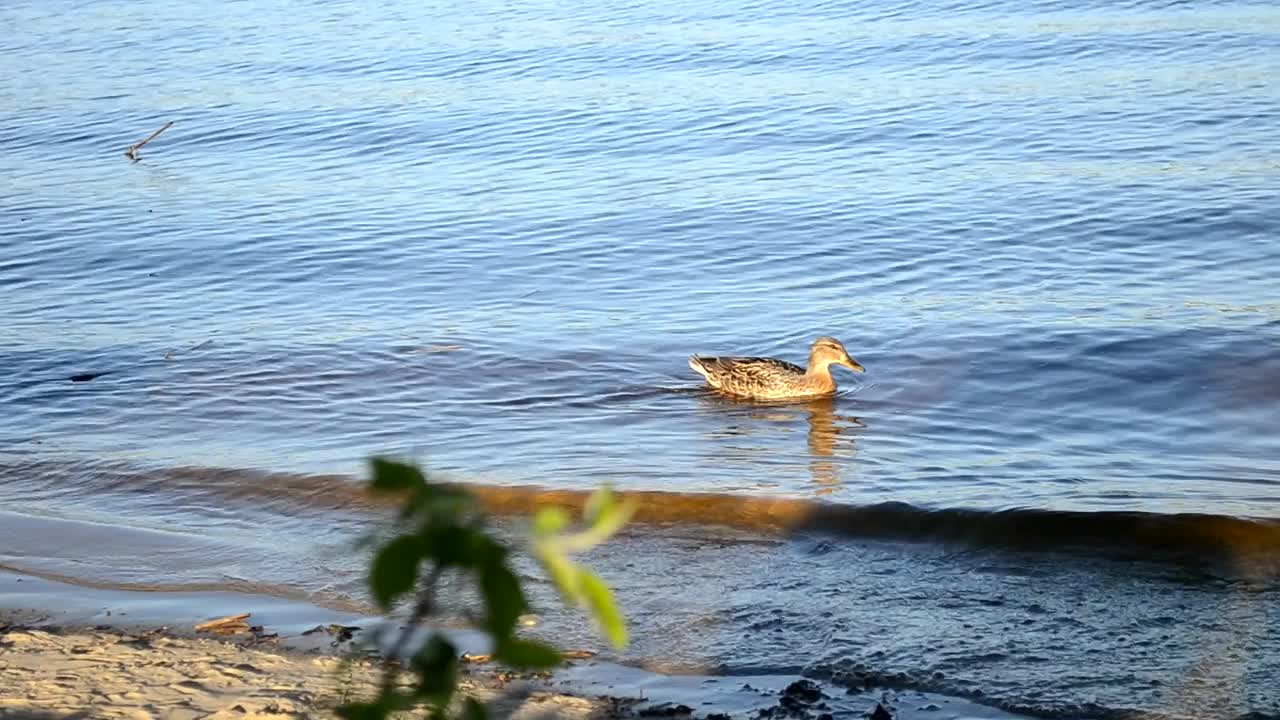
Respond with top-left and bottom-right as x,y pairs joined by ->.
381,563 -> 445,691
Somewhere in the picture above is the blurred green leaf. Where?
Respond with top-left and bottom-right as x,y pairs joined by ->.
534,548 -> 582,604
335,701 -> 387,720
412,635 -> 459,706
587,495 -> 635,540
579,570 -> 628,649
460,697 -> 489,720
423,487 -> 472,521
583,485 -> 613,526
423,525 -> 487,568
534,487 -> 637,555
338,690 -> 416,720
370,457 -> 426,494
370,536 -> 423,609
480,562 -> 526,639
533,506 -> 570,536
496,638 -> 562,669
357,457 -> 631,720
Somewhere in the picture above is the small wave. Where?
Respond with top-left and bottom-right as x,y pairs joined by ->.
468,484 -> 1280,566
4,460 -> 1278,568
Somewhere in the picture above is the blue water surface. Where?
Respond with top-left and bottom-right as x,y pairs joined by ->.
2,0 -> 1279,508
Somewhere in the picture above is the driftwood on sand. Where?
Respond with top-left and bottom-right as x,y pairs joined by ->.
194,612 -> 251,635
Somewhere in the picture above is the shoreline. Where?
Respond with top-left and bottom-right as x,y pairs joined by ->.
0,571 -> 1031,720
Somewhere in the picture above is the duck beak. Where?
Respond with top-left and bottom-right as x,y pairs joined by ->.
844,357 -> 866,373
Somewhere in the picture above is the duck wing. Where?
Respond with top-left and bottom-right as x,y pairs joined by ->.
689,355 -> 807,394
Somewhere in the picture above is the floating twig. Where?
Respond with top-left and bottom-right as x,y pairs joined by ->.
124,121 -> 173,162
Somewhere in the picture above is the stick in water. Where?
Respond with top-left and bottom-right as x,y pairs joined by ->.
124,120 -> 173,162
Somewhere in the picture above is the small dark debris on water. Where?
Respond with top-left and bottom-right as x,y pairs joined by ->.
638,703 -> 694,717
782,680 -> 824,704
119,627 -> 169,648
602,697 -> 640,717
869,702 -> 894,720
755,679 -> 829,718
779,696 -> 806,713
246,625 -> 279,645
69,372 -> 106,382
302,623 -> 360,644
807,540 -> 835,555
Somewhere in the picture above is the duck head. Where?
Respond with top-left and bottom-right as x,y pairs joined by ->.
809,336 -> 865,373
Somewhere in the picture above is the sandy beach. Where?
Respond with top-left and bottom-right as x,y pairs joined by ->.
0,570 -> 615,720
0,571 -> 1030,720
0,624 -> 612,720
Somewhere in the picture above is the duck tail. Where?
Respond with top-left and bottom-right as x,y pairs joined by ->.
688,355 -> 712,380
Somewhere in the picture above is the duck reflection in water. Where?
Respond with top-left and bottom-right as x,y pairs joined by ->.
697,394 -> 865,494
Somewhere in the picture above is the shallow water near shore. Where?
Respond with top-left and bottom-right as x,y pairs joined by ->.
2,464 -> 1278,719
3,0 -> 1279,716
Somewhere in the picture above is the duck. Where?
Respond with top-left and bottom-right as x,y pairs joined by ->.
689,336 -> 865,400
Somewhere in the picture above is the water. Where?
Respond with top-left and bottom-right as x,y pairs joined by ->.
2,0 -> 1279,716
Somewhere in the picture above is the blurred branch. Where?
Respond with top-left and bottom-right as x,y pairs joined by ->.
338,458 -> 632,720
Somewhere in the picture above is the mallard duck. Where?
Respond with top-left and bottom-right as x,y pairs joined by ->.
689,336 -> 865,400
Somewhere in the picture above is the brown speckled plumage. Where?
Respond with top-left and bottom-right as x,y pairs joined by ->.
689,336 -> 865,400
